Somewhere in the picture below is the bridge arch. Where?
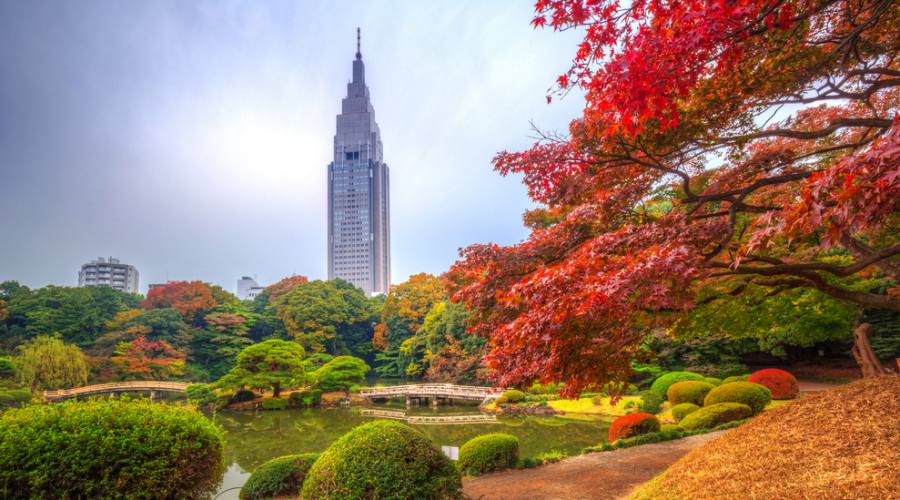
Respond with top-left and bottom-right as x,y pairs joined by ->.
44,381 -> 191,401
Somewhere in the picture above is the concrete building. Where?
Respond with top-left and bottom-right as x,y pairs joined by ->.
78,257 -> 140,294
327,29 -> 391,296
237,276 -> 266,301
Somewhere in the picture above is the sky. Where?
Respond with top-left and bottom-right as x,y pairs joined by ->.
0,1 -> 585,294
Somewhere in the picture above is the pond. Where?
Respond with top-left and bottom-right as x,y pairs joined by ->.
211,404 -> 612,499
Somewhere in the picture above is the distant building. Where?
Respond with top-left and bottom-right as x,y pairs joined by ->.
327,29 -> 391,296
78,257 -> 140,294
237,276 -> 265,301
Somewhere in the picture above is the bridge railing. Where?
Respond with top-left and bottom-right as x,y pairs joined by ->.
359,383 -> 504,399
45,381 -> 191,400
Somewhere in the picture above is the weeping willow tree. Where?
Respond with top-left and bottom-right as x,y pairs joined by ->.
16,335 -> 88,394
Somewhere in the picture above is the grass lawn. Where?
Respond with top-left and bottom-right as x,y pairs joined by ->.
548,396 -> 642,416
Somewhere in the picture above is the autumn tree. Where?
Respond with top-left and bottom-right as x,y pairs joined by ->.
110,336 -> 186,380
142,281 -> 219,324
420,301 -> 487,383
190,312 -> 254,379
264,275 -> 310,303
449,0 -> 899,395
15,335 -> 88,393
219,339 -> 307,398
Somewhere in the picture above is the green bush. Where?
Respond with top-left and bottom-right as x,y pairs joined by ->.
638,390 -> 664,414
301,420 -> 461,499
0,389 -> 30,409
493,395 -> 508,405
231,388 -> 257,403
528,381 -> 563,394
290,389 -> 323,408
660,424 -> 682,432
185,383 -> 217,406
679,402 -> 753,430
0,398 -> 224,498
650,371 -> 706,397
666,381 -> 714,405
671,403 -> 700,422
722,374 -> 750,384
240,453 -> 318,500
262,398 -> 288,410
501,390 -> 525,403
601,381 -> 638,395
0,357 -> 14,378
458,433 -> 519,474
704,377 -> 722,386
704,382 -> 772,415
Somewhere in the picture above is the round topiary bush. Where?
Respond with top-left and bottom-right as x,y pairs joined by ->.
660,424 -> 683,433
650,372 -> 706,397
501,390 -> 525,403
608,413 -> 660,442
722,374 -> 750,384
704,381 -> 772,415
748,368 -> 799,400
458,433 -> 519,474
679,402 -> 753,430
667,381 -> 715,405
301,420 -> 461,499
704,377 -> 722,386
0,398 -> 224,498
671,403 -> 700,422
240,453 -> 318,500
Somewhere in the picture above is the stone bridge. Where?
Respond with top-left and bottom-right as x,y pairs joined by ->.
44,381 -> 191,401
359,383 -> 504,406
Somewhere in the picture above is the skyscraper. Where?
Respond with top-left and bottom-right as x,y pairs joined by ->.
327,29 -> 391,295
78,257 -> 140,294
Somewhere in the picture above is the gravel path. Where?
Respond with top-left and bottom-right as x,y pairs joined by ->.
462,431 -> 725,500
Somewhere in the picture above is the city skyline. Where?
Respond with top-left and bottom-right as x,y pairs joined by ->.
0,1 -> 585,293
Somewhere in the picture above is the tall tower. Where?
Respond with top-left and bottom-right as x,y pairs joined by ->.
327,29 -> 391,295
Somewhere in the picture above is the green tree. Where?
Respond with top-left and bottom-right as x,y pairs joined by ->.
15,336 -> 88,393
190,312 -> 254,379
221,340 -> 307,398
314,356 -> 369,397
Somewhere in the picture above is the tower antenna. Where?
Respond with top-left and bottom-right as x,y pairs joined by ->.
356,27 -> 361,60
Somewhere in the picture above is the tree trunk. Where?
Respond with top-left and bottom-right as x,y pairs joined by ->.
850,322 -> 888,378
272,381 -> 281,398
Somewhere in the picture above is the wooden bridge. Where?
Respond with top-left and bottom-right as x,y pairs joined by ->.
359,384 -> 504,406
359,408 -> 499,425
45,381 -> 191,401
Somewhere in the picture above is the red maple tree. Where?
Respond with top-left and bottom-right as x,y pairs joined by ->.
449,0 -> 899,395
142,281 -> 218,324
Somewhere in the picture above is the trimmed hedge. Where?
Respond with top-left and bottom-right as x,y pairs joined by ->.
638,390 -> 664,414
501,390 -> 525,403
458,433 -> 520,474
671,403 -> 700,422
608,413 -> 660,442
704,382 -> 772,415
680,402 -> 753,430
301,420 -> 461,499
704,377 -> 722,386
748,368 -> 799,400
240,453 -> 318,500
650,372 -> 706,397
586,419 -> 749,453
722,374 -> 750,384
262,398 -> 288,410
0,398 -> 224,498
667,381 -> 714,405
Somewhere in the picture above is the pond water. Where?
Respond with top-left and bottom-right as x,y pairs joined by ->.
211,403 -> 612,499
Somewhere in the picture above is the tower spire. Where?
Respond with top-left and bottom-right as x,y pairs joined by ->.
355,27 -> 361,60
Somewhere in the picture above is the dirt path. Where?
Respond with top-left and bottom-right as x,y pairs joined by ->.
797,380 -> 842,392
462,431 -> 724,500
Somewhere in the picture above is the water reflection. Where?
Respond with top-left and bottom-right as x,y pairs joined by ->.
211,406 -> 612,499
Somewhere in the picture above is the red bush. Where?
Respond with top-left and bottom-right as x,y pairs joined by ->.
608,413 -> 660,442
748,369 -> 799,400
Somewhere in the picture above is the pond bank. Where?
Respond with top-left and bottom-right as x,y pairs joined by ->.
462,431 -> 726,500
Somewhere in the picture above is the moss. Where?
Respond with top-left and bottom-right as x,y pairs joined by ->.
459,433 -> 520,474
650,372 -> 706,397
671,403 -> 700,422
240,453 -> 318,500
679,402 -> 753,430
667,381 -> 714,405
301,420 -> 461,499
704,382 -> 772,415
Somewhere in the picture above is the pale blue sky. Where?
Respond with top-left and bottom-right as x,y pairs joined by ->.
0,1 -> 584,294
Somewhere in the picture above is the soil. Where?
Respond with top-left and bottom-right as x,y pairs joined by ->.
462,431 -> 724,500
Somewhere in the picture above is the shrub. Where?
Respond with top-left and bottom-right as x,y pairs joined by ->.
493,395 -> 508,405
667,381 -> 714,405
240,453 -> 318,500
290,389 -> 323,408
231,388 -> 257,403
722,374 -> 750,384
650,371 -> 706,397
0,389 -> 31,408
301,420 -> 461,499
0,398 -> 224,498
704,377 -> 722,386
0,357 -> 14,378
608,413 -> 660,442
528,381 -> 563,394
638,390 -> 664,414
262,398 -> 288,410
680,402 -> 753,430
660,424 -> 682,432
185,383 -> 217,406
671,403 -> 700,422
704,382 -> 772,415
748,368 -> 799,400
458,433 -> 520,474
501,390 -> 525,403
